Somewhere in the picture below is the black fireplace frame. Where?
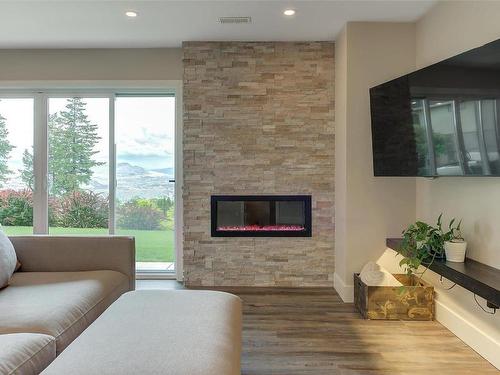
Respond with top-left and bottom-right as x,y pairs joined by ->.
211,195 -> 312,237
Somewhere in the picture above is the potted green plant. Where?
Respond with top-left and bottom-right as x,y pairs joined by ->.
443,218 -> 467,262
398,214 -> 465,278
398,214 -> 446,279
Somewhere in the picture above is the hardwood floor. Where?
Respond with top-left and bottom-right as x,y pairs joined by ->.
137,281 -> 498,374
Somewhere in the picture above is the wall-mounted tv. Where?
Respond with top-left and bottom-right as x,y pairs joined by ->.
370,39 -> 500,177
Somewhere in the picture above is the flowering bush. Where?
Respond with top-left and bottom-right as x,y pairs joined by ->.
0,189 -> 171,231
0,189 -> 108,228
53,191 -> 109,228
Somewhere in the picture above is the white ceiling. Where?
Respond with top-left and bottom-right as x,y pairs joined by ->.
0,0 -> 436,49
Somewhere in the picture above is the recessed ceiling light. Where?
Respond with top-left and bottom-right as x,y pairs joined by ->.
125,11 -> 138,18
284,9 -> 296,16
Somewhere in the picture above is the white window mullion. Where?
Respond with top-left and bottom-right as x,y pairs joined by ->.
108,95 -> 116,235
33,93 -> 48,234
174,87 -> 183,281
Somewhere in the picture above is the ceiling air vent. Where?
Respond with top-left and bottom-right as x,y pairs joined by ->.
218,16 -> 252,24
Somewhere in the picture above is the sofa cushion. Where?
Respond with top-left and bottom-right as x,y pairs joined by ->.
0,229 -> 17,289
0,270 -> 129,354
41,290 -> 243,375
0,333 -> 56,375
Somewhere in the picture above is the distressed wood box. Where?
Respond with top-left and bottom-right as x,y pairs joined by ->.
354,273 -> 434,321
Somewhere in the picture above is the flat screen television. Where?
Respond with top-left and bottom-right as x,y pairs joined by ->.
370,39 -> 500,177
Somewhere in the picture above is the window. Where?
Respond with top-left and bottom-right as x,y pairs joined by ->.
0,98 -> 34,235
413,98 -> 500,176
0,88 -> 179,273
47,97 -> 110,235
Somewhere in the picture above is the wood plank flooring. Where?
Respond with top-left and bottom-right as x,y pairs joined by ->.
136,281 -> 498,375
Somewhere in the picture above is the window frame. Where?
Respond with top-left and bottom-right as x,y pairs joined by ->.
0,81 -> 184,280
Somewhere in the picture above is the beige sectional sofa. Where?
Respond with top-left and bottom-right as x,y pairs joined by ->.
0,334 -> 55,375
41,290 -> 243,375
0,236 -> 135,375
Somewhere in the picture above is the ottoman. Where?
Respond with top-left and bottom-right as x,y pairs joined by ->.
42,290 -> 243,375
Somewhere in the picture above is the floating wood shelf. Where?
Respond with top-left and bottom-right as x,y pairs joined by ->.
386,238 -> 500,308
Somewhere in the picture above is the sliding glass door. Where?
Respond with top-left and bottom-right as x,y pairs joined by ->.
47,97 -> 110,235
0,98 -> 34,235
0,90 -> 178,274
115,96 -> 176,272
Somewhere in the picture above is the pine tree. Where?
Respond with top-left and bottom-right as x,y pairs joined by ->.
0,113 -> 14,187
21,98 -> 103,195
20,149 -> 34,190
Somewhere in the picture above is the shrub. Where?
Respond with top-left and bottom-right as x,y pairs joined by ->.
164,206 -> 175,231
117,199 -> 163,230
151,197 -> 174,216
54,190 -> 108,228
0,189 -> 33,226
0,189 -> 172,231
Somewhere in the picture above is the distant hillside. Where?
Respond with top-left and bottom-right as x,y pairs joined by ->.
151,167 -> 174,176
85,162 -> 175,200
117,162 -> 146,176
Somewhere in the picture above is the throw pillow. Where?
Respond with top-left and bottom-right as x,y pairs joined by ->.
0,228 -> 17,289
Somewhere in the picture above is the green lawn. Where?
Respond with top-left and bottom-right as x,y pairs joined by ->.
2,226 -> 174,262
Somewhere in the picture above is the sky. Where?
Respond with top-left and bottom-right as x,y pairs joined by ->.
0,96 -> 176,189
115,97 -> 175,170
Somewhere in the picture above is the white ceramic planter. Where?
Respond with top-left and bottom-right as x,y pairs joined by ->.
444,241 -> 467,262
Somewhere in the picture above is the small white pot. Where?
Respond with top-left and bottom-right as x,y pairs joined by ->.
444,241 -> 467,262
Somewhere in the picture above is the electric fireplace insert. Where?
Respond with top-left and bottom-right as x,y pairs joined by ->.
211,195 -> 312,237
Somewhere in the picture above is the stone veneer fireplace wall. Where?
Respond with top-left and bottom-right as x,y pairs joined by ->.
183,41 -> 335,287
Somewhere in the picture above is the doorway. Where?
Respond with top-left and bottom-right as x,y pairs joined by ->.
115,96 -> 177,274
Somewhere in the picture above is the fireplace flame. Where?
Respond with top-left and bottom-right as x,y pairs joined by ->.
217,225 -> 305,232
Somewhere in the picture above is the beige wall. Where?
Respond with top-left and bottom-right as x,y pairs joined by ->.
416,1 -> 500,269
334,22 -> 416,300
416,1 -> 500,68
334,29 -> 348,287
0,48 -> 182,80
415,1 -> 500,368
336,15 -> 500,368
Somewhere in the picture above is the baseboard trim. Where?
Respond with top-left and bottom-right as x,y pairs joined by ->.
434,297 -> 500,370
136,272 -> 177,280
333,272 -> 354,303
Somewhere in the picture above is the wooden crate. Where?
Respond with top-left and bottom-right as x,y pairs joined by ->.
354,273 -> 434,320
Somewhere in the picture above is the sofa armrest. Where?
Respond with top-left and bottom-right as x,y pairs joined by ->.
9,236 -> 136,290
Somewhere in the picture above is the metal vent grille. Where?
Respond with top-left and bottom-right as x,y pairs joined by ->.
218,16 -> 252,24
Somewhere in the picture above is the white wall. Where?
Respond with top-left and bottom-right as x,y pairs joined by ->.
0,48 -> 182,80
415,1 -> 500,369
334,22 -> 416,300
